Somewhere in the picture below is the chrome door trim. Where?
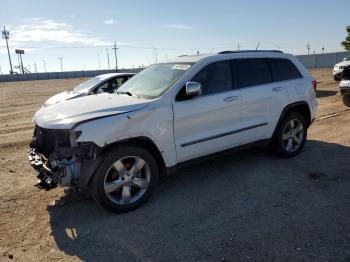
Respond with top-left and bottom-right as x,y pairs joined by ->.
181,122 -> 268,147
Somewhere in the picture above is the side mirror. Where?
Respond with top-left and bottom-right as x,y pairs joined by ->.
186,82 -> 202,97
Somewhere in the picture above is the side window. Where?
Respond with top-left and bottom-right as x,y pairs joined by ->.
98,81 -> 110,93
233,58 -> 272,88
191,60 -> 233,95
267,58 -> 302,82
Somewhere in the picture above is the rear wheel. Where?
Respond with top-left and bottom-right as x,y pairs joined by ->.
274,112 -> 307,157
91,145 -> 159,213
342,95 -> 350,107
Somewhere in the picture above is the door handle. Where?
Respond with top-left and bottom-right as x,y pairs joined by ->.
224,96 -> 239,102
272,87 -> 283,92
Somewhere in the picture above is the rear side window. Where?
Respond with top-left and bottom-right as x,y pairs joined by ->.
267,58 -> 302,82
191,60 -> 233,95
233,59 -> 272,88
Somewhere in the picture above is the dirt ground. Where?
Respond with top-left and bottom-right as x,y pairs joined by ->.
0,68 -> 349,262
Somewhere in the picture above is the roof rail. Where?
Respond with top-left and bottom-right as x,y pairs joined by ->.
218,50 -> 283,54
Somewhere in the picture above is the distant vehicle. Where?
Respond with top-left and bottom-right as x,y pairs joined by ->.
340,65 -> 350,107
29,50 -> 317,213
43,73 -> 135,107
333,56 -> 350,81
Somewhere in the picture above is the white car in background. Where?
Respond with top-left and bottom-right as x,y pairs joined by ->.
333,56 -> 350,81
43,73 -> 135,107
340,65 -> 350,107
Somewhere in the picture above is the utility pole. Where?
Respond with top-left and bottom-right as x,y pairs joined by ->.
58,57 -> 63,72
42,60 -> 47,72
237,43 -> 240,51
112,41 -> 118,71
15,49 -> 25,74
306,43 -> 310,55
153,46 -> 158,63
0,65 -> 2,74
2,26 -> 13,74
97,54 -> 101,70
34,63 -> 37,73
106,48 -> 110,70
321,44 -> 325,53
19,53 -> 24,74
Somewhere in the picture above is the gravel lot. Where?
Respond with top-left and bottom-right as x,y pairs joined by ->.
0,68 -> 349,262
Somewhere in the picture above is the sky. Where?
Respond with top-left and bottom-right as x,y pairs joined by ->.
0,0 -> 349,74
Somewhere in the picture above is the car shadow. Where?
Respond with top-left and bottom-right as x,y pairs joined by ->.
47,140 -> 350,261
316,89 -> 338,98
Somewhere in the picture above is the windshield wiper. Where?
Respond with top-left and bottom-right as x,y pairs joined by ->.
117,91 -> 140,98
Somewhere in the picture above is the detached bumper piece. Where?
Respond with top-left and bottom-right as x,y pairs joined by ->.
28,147 -> 57,190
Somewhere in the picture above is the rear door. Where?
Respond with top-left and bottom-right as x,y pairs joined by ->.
233,58 -> 290,144
173,60 -> 242,163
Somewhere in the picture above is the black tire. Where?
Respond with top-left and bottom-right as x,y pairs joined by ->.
274,112 -> 307,158
342,95 -> 350,107
90,145 -> 159,213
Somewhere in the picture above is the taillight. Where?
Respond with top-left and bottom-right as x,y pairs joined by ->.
312,80 -> 317,91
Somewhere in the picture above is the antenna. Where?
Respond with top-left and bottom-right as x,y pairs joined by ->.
255,41 -> 260,50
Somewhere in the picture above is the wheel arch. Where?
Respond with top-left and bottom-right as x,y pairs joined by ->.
272,101 -> 311,139
101,136 -> 167,177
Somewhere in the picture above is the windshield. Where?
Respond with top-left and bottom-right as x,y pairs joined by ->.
117,63 -> 193,98
73,76 -> 105,93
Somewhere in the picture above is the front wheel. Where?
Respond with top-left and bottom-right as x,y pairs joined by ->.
90,145 -> 159,213
342,95 -> 350,107
274,112 -> 307,158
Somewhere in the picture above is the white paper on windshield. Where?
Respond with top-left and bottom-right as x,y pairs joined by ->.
171,64 -> 191,70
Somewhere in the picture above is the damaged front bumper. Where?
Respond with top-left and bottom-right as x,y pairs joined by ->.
28,126 -> 102,190
28,147 -> 81,190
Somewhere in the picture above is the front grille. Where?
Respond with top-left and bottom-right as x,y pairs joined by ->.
33,126 -> 71,155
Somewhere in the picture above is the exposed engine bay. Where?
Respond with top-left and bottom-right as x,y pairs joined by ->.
28,126 -> 101,190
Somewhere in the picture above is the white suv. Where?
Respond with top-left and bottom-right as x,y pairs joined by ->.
333,56 -> 350,81
28,50 -> 317,212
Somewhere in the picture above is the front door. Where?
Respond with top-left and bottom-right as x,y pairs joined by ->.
173,60 -> 242,163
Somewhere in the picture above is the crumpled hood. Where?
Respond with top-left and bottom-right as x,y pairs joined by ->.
34,93 -> 150,129
43,91 -> 83,107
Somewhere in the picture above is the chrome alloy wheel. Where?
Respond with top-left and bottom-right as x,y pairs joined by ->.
103,156 -> 151,205
282,119 -> 304,152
